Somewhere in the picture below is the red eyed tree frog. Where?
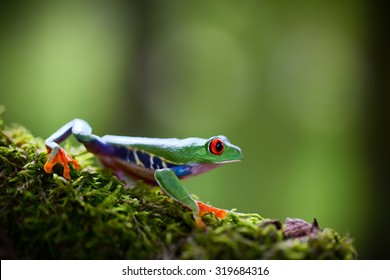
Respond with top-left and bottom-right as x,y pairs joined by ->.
44,119 -> 243,225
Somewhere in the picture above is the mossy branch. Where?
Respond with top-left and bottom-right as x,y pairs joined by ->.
0,111 -> 357,259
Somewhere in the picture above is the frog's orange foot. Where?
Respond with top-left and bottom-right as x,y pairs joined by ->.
195,201 -> 227,227
197,201 -> 227,219
44,147 -> 80,180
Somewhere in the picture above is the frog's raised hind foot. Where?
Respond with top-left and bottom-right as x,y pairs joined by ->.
44,146 -> 80,179
44,119 -> 99,180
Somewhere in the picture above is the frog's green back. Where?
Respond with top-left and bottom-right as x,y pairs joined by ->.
102,135 -> 242,165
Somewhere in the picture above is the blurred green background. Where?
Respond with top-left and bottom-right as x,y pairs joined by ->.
1,0 -> 388,259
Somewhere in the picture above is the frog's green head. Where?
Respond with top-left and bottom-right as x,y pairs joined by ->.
191,135 -> 243,164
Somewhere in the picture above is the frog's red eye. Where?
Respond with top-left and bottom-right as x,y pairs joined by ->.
209,138 -> 224,155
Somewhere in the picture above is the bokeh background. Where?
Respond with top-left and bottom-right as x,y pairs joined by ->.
1,1 -> 389,259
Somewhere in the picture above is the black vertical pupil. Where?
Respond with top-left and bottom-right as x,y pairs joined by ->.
215,140 -> 223,152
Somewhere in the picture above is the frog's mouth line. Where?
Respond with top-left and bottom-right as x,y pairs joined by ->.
215,159 -> 242,164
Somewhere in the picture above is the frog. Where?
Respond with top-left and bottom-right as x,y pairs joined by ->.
43,119 -> 243,225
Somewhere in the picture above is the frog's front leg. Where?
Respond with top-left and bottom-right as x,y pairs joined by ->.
44,119 -> 103,179
154,169 -> 227,226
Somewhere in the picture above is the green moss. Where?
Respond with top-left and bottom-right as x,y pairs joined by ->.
0,111 -> 357,259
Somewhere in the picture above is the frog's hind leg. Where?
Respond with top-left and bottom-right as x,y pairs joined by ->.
45,119 -> 94,149
44,119 -> 101,179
